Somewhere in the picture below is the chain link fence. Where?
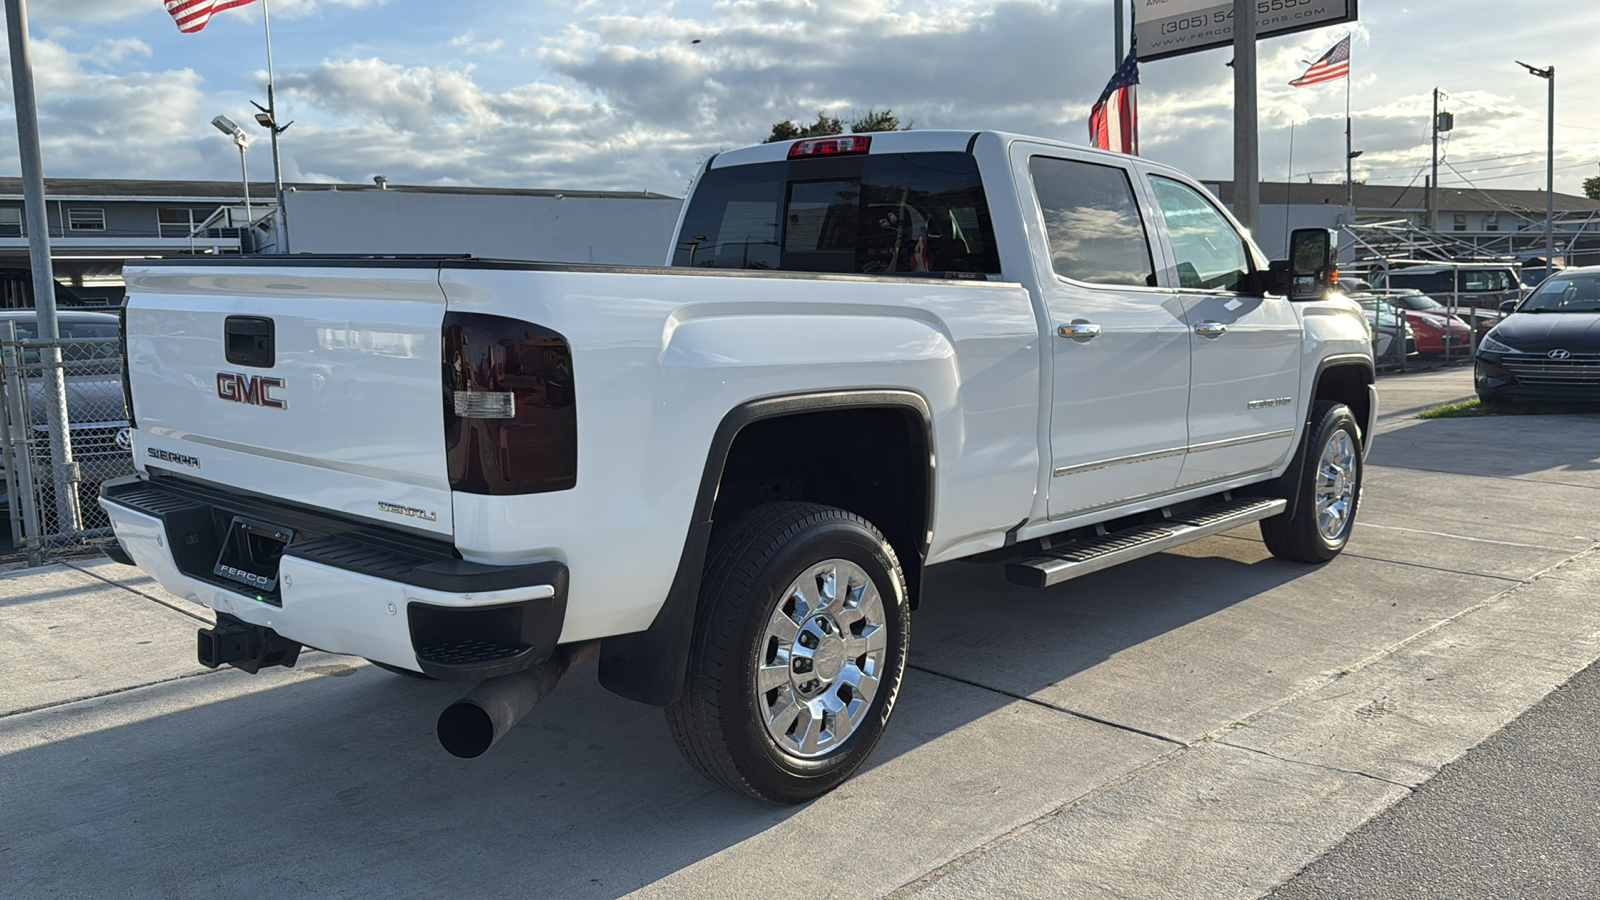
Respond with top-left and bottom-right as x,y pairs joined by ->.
0,321 -> 133,564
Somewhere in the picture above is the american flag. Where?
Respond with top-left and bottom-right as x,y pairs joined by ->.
1089,35 -> 1139,155
1289,36 -> 1351,87
165,0 -> 258,33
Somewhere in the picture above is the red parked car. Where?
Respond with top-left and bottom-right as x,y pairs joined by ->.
1364,289 -> 1475,354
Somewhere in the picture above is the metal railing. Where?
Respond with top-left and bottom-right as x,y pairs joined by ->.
0,325 -> 131,563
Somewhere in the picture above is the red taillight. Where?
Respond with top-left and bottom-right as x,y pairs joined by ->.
443,312 -> 576,495
788,135 -> 872,159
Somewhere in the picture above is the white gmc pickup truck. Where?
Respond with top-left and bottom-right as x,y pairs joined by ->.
102,130 -> 1374,803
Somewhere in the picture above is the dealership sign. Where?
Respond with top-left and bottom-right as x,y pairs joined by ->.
1135,0 -> 1358,62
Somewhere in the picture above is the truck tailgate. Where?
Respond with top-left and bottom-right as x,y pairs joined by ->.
123,264 -> 453,536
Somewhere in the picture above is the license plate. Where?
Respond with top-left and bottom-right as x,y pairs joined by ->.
213,517 -> 293,595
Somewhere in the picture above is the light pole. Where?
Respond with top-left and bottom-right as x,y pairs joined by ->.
1517,61 -> 1555,277
252,106 -> 292,252
211,115 -> 253,240
6,0 -> 82,541
251,0 -> 292,253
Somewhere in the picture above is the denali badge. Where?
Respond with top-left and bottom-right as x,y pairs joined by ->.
217,372 -> 286,409
378,501 -> 438,522
147,447 -> 201,468
1247,397 -> 1293,410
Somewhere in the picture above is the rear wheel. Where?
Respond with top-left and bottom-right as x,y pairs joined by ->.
1261,401 -> 1363,563
665,502 -> 909,804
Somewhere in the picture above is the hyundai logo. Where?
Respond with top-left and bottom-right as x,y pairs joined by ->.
114,427 -> 133,451
1548,349 -> 1572,360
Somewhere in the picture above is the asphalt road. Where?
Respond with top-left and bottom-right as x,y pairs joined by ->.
1271,658 -> 1600,899
6,365 -> 1600,899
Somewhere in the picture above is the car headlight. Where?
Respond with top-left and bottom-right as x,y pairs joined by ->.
1479,332 -> 1517,354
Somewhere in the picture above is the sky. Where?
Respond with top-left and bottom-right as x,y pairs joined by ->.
0,0 -> 1596,198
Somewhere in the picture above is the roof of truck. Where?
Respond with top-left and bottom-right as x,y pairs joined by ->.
708,130 -> 1173,174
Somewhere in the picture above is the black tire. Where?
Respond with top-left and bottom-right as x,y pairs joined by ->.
1261,400 -> 1363,563
664,502 -> 910,804
367,659 -> 436,679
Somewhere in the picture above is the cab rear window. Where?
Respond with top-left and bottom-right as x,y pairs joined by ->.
672,152 -> 1001,276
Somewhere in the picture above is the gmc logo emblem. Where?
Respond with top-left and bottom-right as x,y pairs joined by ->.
217,372 -> 286,409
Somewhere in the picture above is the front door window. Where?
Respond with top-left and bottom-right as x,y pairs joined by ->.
1149,176 -> 1249,292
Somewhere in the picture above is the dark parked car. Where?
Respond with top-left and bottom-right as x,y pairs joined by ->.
1476,266 -> 1600,404
1384,263 -> 1525,311
0,310 -> 132,518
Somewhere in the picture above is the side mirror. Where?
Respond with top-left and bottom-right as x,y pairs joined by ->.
1499,299 -> 1518,314
1283,228 -> 1337,301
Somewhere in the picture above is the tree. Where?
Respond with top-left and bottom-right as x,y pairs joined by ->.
1584,175 -> 1600,201
849,108 -> 910,133
765,112 -> 844,143
763,107 -> 912,143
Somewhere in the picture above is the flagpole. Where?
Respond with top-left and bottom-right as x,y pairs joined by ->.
262,0 -> 290,252
1344,35 -> 1353,214
1128,2 -> 1138,155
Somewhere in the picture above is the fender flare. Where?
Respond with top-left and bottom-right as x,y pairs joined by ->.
1260,354 -> 1374,520
598,389 -> 934,707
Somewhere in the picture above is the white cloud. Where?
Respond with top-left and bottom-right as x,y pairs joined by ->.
447,34 -> 505,54
0,0 -> 1595,198
0,36 -> 211,179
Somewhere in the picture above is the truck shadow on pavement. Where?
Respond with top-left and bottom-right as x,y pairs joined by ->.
4,545 -> 1334,899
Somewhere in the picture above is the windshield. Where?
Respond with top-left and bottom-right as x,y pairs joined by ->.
1519,273 -> 1600,313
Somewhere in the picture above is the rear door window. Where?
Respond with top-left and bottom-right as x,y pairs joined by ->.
1029,156 -> 1155,287
672,152 -> 1001,276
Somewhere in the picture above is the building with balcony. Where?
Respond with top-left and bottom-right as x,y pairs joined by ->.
0,177 -> 276,307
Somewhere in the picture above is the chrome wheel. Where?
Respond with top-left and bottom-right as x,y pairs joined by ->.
1314,428 -> 1358,541
756,559 -> 888,759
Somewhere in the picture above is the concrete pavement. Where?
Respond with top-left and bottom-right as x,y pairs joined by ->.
4,366 -> 1600,899
1269,642 -> 1600,899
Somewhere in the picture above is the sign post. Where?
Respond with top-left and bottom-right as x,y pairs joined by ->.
1134,0 -> 1358,233
1231,0 -> 1260,232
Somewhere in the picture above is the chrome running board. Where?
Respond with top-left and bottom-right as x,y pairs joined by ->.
1004,497 -> 1288,589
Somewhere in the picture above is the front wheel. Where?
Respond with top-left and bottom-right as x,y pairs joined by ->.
1261,400 -> 1363,563
665,502 -> 909,804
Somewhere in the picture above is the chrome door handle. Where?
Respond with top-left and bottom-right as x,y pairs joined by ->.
1058,321 -> 1102,341
1194,321 -> 1228,338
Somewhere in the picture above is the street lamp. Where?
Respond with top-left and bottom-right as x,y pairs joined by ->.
1516,60 -> 1555,278
251,101 -> 293,252
211,114 -> 253,230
